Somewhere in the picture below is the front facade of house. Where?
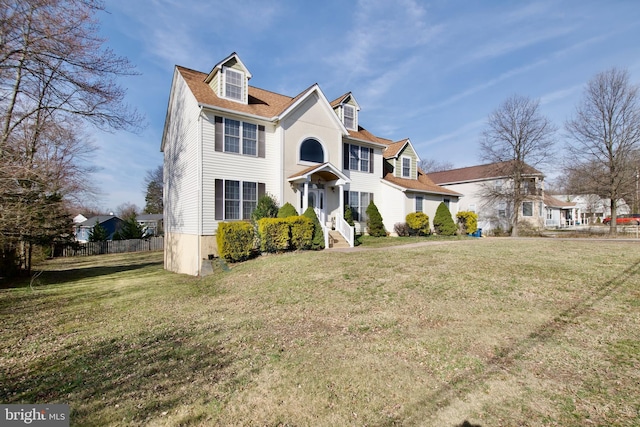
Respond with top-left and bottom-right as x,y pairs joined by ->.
543,194 -> 578,227
428,161 -> 545,233
161,53 -> 460,275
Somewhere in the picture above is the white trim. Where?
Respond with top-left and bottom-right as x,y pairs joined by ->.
401,156 -> 411,178
222,66 -> 245,103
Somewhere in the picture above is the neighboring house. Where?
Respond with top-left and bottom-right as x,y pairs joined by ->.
137,214 -> 164,237
543,194 -> 578,227
428,161 -> 545,233
74,215 -> 124,242
161,52 -> 460,276
73,214 -> 88,224
554,194 -> 630,224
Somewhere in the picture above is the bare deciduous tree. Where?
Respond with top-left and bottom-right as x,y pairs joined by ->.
418,158 -> 454,173
479,94 -> 556,236
0,0 -> 144,276
565,68 -> 640,232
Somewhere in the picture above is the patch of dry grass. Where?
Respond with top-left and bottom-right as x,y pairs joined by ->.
1,240 -> 639,426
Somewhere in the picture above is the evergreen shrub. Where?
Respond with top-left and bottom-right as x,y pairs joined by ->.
217,222 -> 255,262
277,202 -> 298,218
288,216 -> 313,250
252,194 -> 279,221
366,201 -> 387,237
433,202 -> 457,236
303,207 -> 325,249
406,212 -> 430,236
258,218 -> 290,252
456,211 -> 478,234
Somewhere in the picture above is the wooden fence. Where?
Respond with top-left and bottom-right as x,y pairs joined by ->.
55,237 -> 164,257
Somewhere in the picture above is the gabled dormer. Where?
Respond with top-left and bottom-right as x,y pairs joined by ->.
383,138 -> 421,180
204,52 -> 252,104
331,92 -> 360,131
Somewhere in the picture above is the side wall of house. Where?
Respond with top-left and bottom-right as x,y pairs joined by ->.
162,70 -> 202,274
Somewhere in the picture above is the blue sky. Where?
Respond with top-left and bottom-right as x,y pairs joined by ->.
93,0 -> 640,212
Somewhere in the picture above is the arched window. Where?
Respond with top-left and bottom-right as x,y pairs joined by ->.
300,138 -> 324,163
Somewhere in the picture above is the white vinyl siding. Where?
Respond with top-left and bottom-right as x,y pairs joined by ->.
162,70 -> 201,235
201,114 -> 280,234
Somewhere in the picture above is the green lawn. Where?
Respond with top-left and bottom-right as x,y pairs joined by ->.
1,239 -> 639,426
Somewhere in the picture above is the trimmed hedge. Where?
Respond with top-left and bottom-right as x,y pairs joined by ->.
217,222 -> 255,262
288,216 -> 314,250
258,218 -> 291,252
406,212 -> 430,236
457,211 -> 478,234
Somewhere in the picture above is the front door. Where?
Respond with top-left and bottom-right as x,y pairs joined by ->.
308,189 -> 325,225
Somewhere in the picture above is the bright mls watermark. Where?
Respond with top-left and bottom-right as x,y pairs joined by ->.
1,405 -> 69,426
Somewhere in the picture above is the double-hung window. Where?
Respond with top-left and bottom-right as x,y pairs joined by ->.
346,191 -> 373,221
345,144 -> 372,173
218,179 -> 259,220
224,67 -> 244,101
523,201 -> 533,217
416,196 -> 423,213
224,119 -> 257,156
343,105 -> 355,130
402,157 -> 411,177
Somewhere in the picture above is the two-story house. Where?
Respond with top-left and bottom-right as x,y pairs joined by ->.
161,53 -> 460,275
428,161 -> 545,233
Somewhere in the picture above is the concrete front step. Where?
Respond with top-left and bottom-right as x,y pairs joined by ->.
328,231 -> 350,249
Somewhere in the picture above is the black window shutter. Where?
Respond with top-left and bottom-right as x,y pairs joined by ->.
215,179 -> 223,220
258,183 -> 265,198
258,125 -> 265,158
368,148 -> 374,173
343,143 -> 349,170
215,116 -> 223,152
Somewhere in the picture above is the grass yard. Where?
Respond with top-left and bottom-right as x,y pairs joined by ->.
1,238 -> 639,426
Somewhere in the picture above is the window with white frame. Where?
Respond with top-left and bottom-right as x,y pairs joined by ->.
402,157 -> 411,177
223,180 -> 257,220
343,104 -> 355,130
346,190 -> 373,221
348,144 -> 372,172
522,201 -> 533,217
498,202 -> 507,218
224,119 -> 257,155
223,67 -> 244,101
416,196 -> 423,212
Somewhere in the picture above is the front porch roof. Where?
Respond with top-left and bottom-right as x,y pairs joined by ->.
287,162 -> 350,186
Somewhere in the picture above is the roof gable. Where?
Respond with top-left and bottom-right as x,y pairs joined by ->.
204,52 -> 252,83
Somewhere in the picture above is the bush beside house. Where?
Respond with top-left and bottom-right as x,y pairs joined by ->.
433,202 -> 457,236
406,212 -> 430,236
366,201 -> 386,237
456,211 -> 478,235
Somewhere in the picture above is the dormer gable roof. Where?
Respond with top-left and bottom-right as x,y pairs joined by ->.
277,84 -> 349,134
330,92 -> 361,110
204,52 -> 252,83
383,138 -> 420,161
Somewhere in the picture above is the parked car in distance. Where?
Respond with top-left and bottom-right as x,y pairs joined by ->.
603,213 -> 640,225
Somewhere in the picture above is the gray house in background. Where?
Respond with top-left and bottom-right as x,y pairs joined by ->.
137,214 -> 164,236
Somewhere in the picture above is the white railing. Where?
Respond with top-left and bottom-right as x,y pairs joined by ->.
336,216 -> 355,247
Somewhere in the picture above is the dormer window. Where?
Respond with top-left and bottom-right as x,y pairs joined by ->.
223,67 -> 244,101
343,104 -> 355,130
